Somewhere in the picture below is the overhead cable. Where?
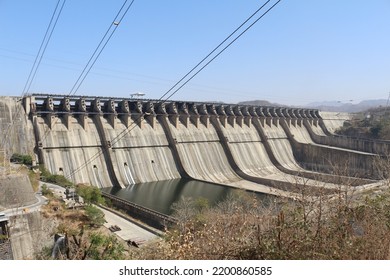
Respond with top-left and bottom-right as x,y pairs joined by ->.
68,0 -> 135,96
161,0 -> 282,102
111,0 -> 282,146
1,0 -> 66,149
40,0 -> 136,146
23,0 -> 67,95
66,0 -> 282,179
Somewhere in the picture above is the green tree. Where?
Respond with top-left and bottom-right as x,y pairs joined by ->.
76,184 -> 105,205
83,233 -> 125,260
84,205 -> 106,227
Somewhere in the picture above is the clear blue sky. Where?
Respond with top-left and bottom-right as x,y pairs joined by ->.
0,0 -> 389,106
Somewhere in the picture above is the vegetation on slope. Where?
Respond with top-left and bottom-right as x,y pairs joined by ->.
36,179 -> 390,260
39,165 -> 73,188
75,184 -> 106,205
131,187 -> 390,260
10,153 -> 33,165
336,107 -> 390,140
35,167 -> 122,259
36,193 -> 126,260
33,150 -> 390,260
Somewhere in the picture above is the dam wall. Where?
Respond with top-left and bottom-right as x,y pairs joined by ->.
288,121 -> 315,144
277,118 -> 378,181
318,111 -> 350,134
303,111 -> 390,155
4,94 -> 380,192
0,97 -> 34,157
97,101 -> 181,185
31,97 -> 184,188
307,130 -> 390,155
292,141 -> 378,179
33,114 -> 114,187
261,119 -> 304,171
305,120 -> 327,137
210,106 -> 345,191
167,110 -> 242,184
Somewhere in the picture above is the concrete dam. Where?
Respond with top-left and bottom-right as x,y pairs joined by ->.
1,94 -> 384,197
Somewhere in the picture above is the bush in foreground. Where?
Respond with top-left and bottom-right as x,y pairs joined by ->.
132,189 -> 390,260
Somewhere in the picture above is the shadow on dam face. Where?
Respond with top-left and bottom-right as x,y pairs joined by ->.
102,178 -> 271,216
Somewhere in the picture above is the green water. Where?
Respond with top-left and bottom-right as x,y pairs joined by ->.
102,178 -> 269,215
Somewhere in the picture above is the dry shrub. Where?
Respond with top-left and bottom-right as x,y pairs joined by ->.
133,187 -> 390,260
38,197 -> 127,260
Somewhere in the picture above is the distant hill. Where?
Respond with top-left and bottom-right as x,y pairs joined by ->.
238,100 -> 285,107
236,99 -> 389,113
306,99 -> 388,113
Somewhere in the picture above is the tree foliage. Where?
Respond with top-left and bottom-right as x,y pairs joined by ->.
84,205 -> 106,227
76,184 -> 105,205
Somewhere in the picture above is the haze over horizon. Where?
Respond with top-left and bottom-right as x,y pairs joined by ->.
1,0 -> 389,107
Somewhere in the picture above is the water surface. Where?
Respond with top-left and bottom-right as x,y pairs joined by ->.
102,178 -> 269,215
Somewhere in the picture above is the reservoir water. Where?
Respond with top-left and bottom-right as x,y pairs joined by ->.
102,178 -> 270,215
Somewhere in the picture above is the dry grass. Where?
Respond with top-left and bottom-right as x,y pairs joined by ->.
131,187 -> 390,260
38,196 -> 129,260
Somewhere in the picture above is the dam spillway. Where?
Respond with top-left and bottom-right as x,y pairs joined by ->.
2,94 -> 384,197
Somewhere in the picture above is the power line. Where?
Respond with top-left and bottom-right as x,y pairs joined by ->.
23,0 -> 67,95
111,0 -> 282,146
66,0 -> 283,180
68,0 -> 135,96
39,0 -> 136,146
162,0 -> 282,102
108,0 -> 282,147
159,0 -> 274,101
1,0 -> 66,150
